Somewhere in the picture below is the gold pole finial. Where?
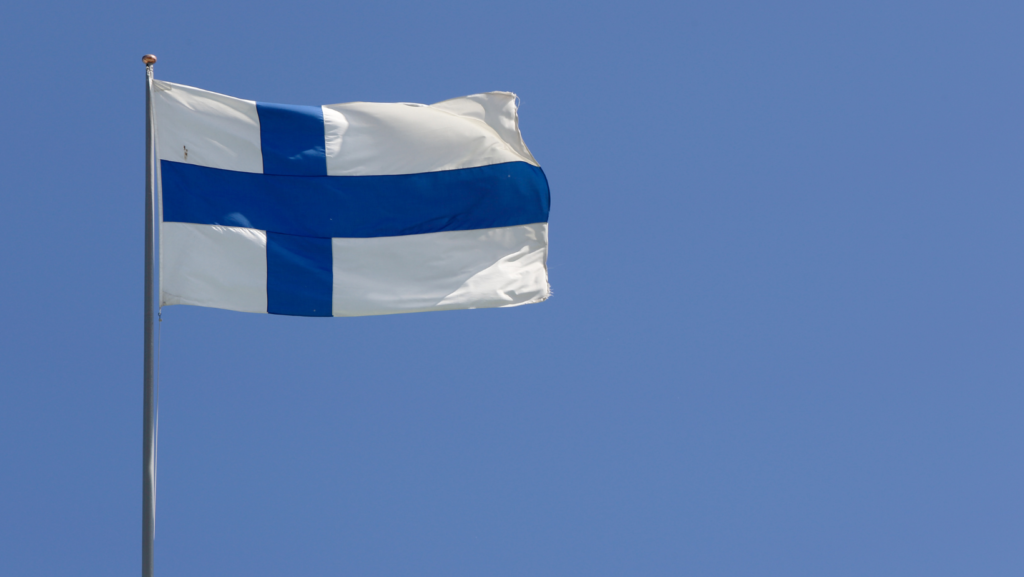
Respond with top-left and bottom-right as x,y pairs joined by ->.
142,54 -> 157,65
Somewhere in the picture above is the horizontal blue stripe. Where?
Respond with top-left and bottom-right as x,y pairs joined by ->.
256,102 -> 327,177
161,161 -> 549,238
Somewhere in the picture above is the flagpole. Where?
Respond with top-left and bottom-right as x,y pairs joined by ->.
142,53 -> 158,577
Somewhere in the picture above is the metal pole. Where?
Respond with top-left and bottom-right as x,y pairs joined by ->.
142,53 -> 158,577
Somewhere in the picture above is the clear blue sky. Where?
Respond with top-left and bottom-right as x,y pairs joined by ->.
2,1 -> 1022,575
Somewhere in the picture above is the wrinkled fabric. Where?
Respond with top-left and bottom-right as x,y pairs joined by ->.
155,80 -> 550,316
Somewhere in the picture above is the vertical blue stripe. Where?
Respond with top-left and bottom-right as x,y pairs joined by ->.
256,102 -> 328,176
266,233 -> 333,317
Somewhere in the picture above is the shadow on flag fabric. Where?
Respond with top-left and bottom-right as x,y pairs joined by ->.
153,81 -> 551,317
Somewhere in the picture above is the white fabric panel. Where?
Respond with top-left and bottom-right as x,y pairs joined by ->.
321,105 -> 348,162
322,92 -> 538,176
430,92 -> 538,167
153,80 -> 263,174
331,223 -> 549,317
161,222 -> 268,313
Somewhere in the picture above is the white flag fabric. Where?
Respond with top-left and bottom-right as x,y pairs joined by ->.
153,80 -> 550,317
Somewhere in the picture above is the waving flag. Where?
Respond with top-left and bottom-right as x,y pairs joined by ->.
153,81 -> 550,317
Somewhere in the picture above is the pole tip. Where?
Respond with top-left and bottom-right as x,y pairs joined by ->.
142,54 -> 157,65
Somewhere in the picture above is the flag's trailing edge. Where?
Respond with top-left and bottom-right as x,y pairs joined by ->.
153,80 -> 550,317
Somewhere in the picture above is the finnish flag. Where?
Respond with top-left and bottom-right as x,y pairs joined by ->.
153,81 -> 550,317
